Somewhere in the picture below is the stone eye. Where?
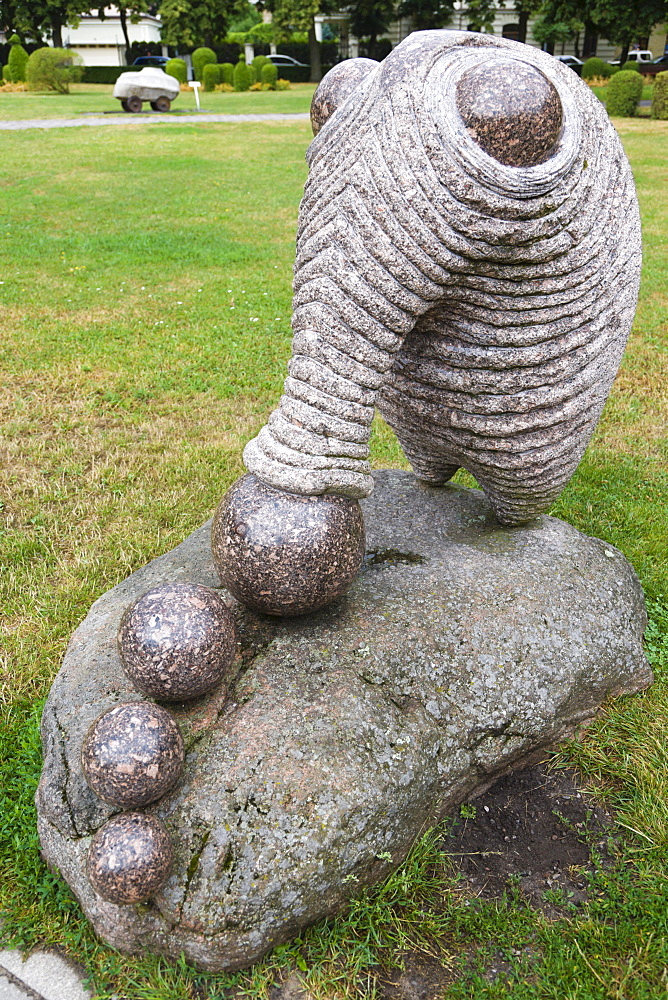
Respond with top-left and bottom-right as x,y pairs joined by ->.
455,59 -> 563,167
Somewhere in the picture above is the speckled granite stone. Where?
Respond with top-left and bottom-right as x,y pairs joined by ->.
37,471 -> 651,971
118,582 -> 237,701
310,58 -> 379,135
455,59 -> 562,166
242,30 -> 641,524
212,474 -> 365,616
87,812 -> 173,904
82,702 -> 184,808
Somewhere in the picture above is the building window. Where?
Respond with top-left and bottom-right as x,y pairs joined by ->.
502,23 -> 520,41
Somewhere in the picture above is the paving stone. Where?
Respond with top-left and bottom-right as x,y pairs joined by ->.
0,951 -> 90,1000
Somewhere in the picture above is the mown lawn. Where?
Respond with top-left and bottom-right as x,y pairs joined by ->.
0,117 -> 667,999
0,82 -> 315,120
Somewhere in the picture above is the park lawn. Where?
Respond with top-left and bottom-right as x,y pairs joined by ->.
0,117 -> 667,999
0,81 -> 315,120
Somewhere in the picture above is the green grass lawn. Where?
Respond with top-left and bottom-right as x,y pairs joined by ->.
0,82 -> 315,120
0,116 -> 667,999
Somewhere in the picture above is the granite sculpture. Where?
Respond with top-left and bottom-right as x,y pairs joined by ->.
113,67 -> 179,113
87,812 -> 173,904
243,32 -> 641,529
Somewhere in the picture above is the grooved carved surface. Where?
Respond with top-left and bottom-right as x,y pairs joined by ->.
243,30 -> 641,524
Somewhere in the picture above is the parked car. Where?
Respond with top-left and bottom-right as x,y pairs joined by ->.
132,56 -> 169,68
555,54 -> 583,75
268,54 -> 309,69
610,49 -> 653,65
639,53 -> 668,75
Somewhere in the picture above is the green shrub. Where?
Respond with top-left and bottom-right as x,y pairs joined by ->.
252,54 -> 269,74
202,62 -> 221,91
192,46 -> 216,81
582,57 -> 614,80
26,47 -> 83,93
7,34 -> 29,82
221,62 -> 234,85
82,65 -> 133,84
2,65 -> 10,82
261,61 -> 277,89
621,59 -> 641,72
233,57 -> 251,92
276,77 -> 291,90
651,70 -> 668,119
165,57 -> 187,84
606,69 -> 643,116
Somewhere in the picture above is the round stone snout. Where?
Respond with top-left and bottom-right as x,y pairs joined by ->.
455,59 -> 563,167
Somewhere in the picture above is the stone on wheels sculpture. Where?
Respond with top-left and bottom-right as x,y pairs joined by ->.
37,30 -> 651,974
214,30 -> 641,615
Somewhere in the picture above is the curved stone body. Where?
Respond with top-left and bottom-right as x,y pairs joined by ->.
243,31 -> 641,524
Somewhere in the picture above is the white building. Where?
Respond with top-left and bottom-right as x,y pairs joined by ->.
61,6 -> 166,67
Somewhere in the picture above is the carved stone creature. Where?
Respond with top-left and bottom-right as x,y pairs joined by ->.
243,32 -> 641,526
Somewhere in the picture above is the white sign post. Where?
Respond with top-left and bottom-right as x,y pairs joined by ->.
190,80 -> 202,110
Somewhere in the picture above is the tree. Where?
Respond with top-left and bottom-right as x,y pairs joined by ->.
12,0 -> 87,47
345,0 -> 395,59
591,0 -> 668,66
396,0 -> 454,30
266,0 -> 324,81
465,0 -> 498,32
159,0 -> 246,48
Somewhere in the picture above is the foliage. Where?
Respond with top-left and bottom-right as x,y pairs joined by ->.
261,60 -> 278,88
221,61 -> 234,85
233,56 -> 251,91
82,65 -> 133,83
192,45 -> 216,81
464,0 -> 498,31
253,53 -> 270,73
396,0 -> 455,29
159,0 -> 245,49
10,0 -> 87,47
651,70 -> 668,118
165,57 -> 187,84
346,0 -> 395,57
622,59 -> 641,71
7,33 -> 28,83
582,56 -> 615,79
202,62 -> 221,90
534,0 -> 668,64
276,77 -> 291,89
606,68 -> 644,115
249,80 -> 263,90
2,64 -> 10,81
25,45 -> 82,92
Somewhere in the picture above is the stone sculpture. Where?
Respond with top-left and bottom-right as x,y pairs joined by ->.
113,67 -> 180,113
87,812 -> 173,904
243,32 -> 641,529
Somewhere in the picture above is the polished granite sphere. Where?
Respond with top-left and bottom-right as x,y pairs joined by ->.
87,812 -> 173,904
212,474 -> 365,616
456,59 -> 563,167
118,582 -> 237,701
82,702 -> 184,808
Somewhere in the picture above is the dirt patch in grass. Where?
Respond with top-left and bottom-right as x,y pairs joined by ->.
442,764 -> 614,919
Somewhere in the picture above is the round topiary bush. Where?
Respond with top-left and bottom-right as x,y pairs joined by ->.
7,34 -> 29,83
202,63 -> 221,91
233,57 -> 251,92
621,60 -> 641,72
221,62 -> 234,86
253,54 -> 269,74
582,57 -> 611,80
2,65 -> 10,82
651,70 -> 668,119
26,47 -> 83,93
165,57 -> 187,84
606,69 -> 644,116
261,61 -> 278,89
192,46 -> 216,82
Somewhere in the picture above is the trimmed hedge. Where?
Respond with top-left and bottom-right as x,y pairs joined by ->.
7,35 -> 29,83
82,65 -> 133,84
261,62 -> 277,89
252,54 -> 269,74
202,63 -> 221,91
606,69 -> 643,116
582,57 -> 615,80
233,55 -> 251,91
273,63 -> 310,83
192,46 -> 216,81
2,65 -> 10,82
221,62 -> 234,85
651,70 -> 668,119
621,60 -> 641,72
165,57 -> 187,84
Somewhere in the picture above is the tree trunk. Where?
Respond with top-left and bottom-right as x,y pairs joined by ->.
309,23 -> 321,83
118,6 -> 131,65
573,31 -> 581,59
619,43 -> 630,66
518,10 -> 529,44
51,15 -> 62,48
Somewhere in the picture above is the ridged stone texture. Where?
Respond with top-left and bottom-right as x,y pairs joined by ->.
118,582 -> 237,701
310,57 -> 379,135
243,30 -> 641,524
81,701 -> 184,808
212,473 -> 365,616
87,812 -> 173,904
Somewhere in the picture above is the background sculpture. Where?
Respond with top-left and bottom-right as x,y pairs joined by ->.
242,31 -> 641,527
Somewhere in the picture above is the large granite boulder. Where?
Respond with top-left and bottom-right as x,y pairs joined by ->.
37,470 -> 651,971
